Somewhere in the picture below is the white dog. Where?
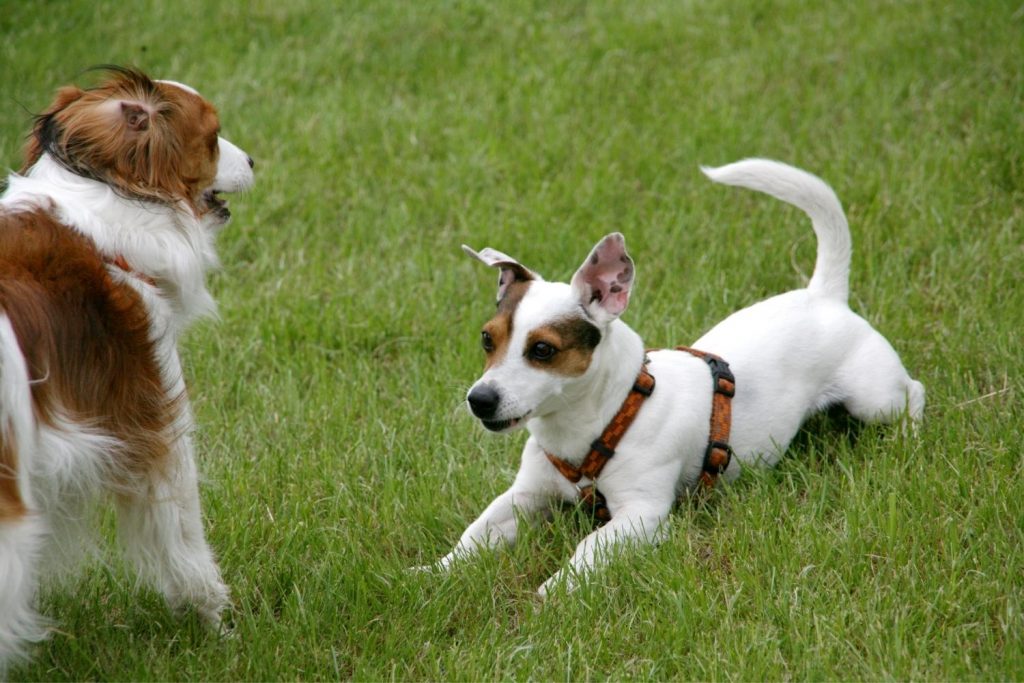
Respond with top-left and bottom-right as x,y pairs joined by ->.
428,159 -> 924,596
0,67 -> 254,667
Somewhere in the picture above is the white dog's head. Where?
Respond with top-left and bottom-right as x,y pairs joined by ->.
463,233 -> 635,432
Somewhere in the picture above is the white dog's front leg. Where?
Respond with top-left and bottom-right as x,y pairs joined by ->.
538,504 -> 668,597
433,487 -> 547,571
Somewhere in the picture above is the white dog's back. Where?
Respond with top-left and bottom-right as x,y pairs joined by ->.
696,159 -> 924,466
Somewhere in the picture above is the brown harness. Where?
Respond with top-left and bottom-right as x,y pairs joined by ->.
544,346 -> 736,524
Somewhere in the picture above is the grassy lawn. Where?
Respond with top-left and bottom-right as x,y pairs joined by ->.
2,0 -> 1022,679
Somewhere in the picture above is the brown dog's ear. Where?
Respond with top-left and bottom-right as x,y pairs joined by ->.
48,85 -> 86,112
22,86 -> 86,171
571,233 -> 635,324
120,101 -> 151,131
462,245 -> 541,303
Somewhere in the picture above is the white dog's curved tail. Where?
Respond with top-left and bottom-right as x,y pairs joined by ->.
702,159 -> 852,302
0,315 -> 48,670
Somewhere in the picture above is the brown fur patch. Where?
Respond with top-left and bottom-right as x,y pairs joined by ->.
481,280 -> 532,369
0,208 -> 179,479
24,67 -> 221,214
525,316 -> 601,376
0,434 -> 26,521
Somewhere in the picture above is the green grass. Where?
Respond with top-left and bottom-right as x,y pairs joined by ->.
2,0 -> 1022,679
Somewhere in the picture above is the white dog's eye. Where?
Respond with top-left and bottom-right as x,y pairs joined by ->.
481,330 -> 495,353
528,341 -> 556,361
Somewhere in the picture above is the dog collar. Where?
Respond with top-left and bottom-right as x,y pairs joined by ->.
545,346 -> 736,525
107,254 -> 157,287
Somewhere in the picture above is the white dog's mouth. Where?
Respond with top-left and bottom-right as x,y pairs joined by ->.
481,414 -> 528,432
467,382 -> 532,432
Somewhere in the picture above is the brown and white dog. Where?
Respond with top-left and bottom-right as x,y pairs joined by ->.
0,67 -> 254,667
425,159 -> 923,596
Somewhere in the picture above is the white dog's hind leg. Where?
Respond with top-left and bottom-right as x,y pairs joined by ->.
115,430 -> 229,629
838,329 -> 925,424
538,504 -> 669,597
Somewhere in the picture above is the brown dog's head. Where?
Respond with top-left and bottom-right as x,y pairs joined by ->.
25,66 -> 253,222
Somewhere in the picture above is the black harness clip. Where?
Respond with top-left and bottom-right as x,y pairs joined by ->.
704,356 -> 736,397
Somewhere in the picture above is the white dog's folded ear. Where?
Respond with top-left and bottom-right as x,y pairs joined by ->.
462,245 -> 541,303
570,233 -> 634,324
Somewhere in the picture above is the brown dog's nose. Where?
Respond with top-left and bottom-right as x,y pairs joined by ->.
467,384 -> 500,419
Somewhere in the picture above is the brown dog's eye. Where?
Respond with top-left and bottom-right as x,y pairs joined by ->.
528,341 -> 556,361
481,331 -> 495,353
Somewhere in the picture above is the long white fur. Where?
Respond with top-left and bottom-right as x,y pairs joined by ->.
431,159 -> 924,596
0,80 -> 253,667
0,318 -> 48,669
4,152 -> 223,327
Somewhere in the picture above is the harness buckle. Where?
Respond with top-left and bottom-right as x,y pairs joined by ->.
705,356 -> 736,397
632,373 -> 654,397
702,440 -> 733,474
589,438 -> 615,459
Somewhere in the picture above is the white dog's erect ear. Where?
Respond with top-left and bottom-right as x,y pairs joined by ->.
571,233 -> 634,323
462,245 -> 540,302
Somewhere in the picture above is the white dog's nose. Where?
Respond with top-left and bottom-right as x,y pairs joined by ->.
467,384 -> 500,419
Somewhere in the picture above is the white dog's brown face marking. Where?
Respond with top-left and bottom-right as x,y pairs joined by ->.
481,279 -> 532,369
523,317 -> 602,376
464,235 -> 634,432
482,291 -> 602,377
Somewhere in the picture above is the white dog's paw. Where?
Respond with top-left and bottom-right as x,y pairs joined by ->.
408,555 -> 455,574
537,570 -> 577,598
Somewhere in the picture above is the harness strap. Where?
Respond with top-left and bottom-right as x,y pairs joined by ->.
673,346 -> 736,489
544,362 -> 655,486
544,346 -> 736,525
